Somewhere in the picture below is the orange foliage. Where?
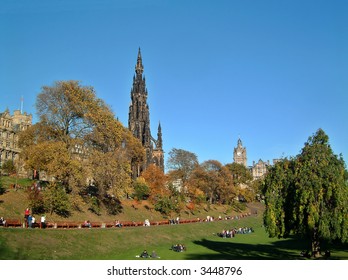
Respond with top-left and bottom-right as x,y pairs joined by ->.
141,164 -> 169,199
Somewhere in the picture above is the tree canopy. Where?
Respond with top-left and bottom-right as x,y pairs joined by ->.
19,80 -> 144,214
262,129 -> 348,256
188,160 -> 234,205
166,148 -> 198,184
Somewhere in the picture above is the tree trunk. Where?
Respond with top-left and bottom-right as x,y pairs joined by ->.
311,228 -> 321,258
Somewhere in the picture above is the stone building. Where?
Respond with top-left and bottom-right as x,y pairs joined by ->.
251,159 -> 270,180
233,138 -> 247,167
0,109 -> 32,175
233,137 -> 278,180
128,48 -> 164,176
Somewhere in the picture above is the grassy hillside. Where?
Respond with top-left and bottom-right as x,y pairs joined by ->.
1,215 -> 348,260
0,176 -> 261,224
1,176 -> 347,260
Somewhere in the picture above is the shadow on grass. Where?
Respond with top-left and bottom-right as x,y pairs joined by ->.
185,237 -> 310,260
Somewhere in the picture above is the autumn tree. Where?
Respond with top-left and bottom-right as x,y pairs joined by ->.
263,129 -> 348,257
89,149 -> 132,200
167,148 -> 199,185
20,81 -> 99,193
19,80 -> 144,213
189,160 -> 234,205
141,164 -> 168,200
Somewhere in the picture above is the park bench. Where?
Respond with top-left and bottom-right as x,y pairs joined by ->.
56,221 -> 80,228
122,221 -> 142,227
104,222 -> 115,228
150,220 -> 169,226
80,222 -> 102,228
90,222 -> 102,228
32,222 -> 41,228
45,222 -> 55,228
4,218 -> 22,227
180,219 -> 197,224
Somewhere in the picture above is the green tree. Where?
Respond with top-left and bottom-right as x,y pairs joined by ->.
225,162 -> 253,186
226,162 -> 256,202
133,177 -> 150,200
0,175 -> 5,195
43,182 -> 71,217
262,158 -> 296,238
154,196 -> 177,216
263,129 -> 348,257
1,160 -> 16,175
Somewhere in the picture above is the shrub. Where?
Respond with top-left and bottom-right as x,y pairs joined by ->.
0,177 -> 5,195
154,196 -> 179,216
133,178 -> 150,200
43,182 -> 71,217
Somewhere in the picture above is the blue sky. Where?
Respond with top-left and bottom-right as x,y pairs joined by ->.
1,0 -> 347,168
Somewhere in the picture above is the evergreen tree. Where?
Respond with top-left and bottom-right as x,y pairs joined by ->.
263,129 -> 348,257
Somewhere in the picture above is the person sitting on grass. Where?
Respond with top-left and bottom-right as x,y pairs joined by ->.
140,250 -> 149,258
219,229 -> 227,238
151,251 -> 160,258
172,244 -> 186,252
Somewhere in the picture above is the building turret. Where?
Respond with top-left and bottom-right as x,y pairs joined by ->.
233,137 -> 247,167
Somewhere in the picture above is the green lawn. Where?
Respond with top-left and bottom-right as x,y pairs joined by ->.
1,215 -> 347,260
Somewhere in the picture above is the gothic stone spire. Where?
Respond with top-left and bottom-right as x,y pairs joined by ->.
135,47 -> 144,76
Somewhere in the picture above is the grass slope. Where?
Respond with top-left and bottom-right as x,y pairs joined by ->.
1,215 -> 348,260
1,176 -> 347,260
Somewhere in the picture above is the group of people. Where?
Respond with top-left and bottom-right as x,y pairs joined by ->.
137,250 -> 160,259
169,217 -> 181,225
115,220 -> 122,227
172,244 -> 186,252
217,227 -> 254,238
24,208 -> 35,228
83,220 -> 92,228
24,208 -> 46,228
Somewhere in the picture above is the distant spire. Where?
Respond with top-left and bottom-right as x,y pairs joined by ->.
20,96 -> 24,114
237,137 -> 243,147
135,47 -> 144,75
157,121 -> 163,148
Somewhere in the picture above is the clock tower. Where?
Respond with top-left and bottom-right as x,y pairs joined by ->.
233,138 -> 247,167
